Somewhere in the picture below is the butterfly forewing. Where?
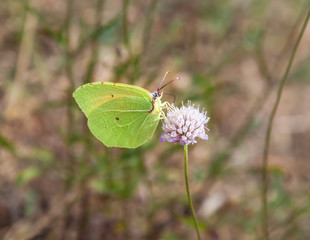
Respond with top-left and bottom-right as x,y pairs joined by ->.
73,82 -> 152,117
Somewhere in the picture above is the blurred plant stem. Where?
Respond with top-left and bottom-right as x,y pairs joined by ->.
184,145 -> 202,240
64,0 -> 75,158
141,0 -> 158,56
61,1 -> 77,238
208,5 -> 310,179
122,0 -> 130,52
5,0 -> 38,119
76,188 -> 90,240
121,0 -> 138,84
261,9 -> 310,240
83,0 -> 106,84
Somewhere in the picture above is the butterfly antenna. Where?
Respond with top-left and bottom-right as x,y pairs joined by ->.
159,77 -> 181,91
159,70 -> 171,88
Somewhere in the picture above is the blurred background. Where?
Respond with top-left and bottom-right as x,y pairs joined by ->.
1,0 -> 310,239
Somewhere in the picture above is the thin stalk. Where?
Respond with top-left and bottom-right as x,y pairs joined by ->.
141,0 -> 158,56
60,2 -> 76,238
261,9 -> 310,240
83,0 -> 105,84
184,145 -> 202,240
122,0 -> 130,51
207,6 -> 309,179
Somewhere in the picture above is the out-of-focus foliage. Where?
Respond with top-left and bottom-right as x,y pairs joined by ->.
0,0 -> 310,239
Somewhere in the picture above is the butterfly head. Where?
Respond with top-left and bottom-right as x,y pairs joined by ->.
150,90 -> 162,101
151,71 -> 181,100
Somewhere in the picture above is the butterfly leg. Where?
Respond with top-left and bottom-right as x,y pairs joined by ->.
159,102 -> 176,127
161,101 -> 174,110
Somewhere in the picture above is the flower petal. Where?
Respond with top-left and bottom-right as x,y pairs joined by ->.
160,102 -> 209,145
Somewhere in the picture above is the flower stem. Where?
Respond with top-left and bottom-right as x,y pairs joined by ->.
261,9 -> 310,240
184,145 -> 202,240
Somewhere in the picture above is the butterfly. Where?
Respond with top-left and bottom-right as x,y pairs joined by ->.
73,71 -> 178,148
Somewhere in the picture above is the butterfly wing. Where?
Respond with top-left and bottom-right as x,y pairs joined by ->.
73,82 -> 160,148
88,96 -> 159,148
73,82 -> 152,117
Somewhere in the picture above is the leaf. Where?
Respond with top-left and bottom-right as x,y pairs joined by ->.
0,133 -> 15,154
16,167 -> 41,186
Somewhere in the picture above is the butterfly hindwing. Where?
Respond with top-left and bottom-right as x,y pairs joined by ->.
88,96 -> 159,148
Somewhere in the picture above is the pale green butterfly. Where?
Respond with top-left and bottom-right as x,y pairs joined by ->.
73,71 -> 177,148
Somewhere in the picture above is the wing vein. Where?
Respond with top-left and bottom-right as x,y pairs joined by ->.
100,109 -> 147,113
134,113 -> 150,147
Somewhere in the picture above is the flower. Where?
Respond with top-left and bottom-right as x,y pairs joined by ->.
160,101 -> 210,145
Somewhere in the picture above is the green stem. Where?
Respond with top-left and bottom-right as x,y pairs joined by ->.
261,9 -> 310,240
184,145 -> 202,240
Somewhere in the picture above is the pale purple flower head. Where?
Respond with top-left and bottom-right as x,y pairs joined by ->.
160,102 -> 210,145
